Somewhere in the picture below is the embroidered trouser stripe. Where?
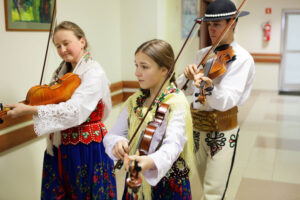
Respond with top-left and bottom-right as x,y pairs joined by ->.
221,129 -> 239,200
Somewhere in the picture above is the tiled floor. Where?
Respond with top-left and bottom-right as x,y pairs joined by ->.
226,90 -> 300,200
112,90 -> 300,199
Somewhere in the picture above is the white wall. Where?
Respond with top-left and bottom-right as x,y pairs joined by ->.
235,0 -> 300,91
120,0 -> 158,81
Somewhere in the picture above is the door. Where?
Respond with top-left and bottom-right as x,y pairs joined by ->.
279,10 -> 300,94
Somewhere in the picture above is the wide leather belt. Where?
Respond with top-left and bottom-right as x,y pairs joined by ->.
191,106 -> 238,132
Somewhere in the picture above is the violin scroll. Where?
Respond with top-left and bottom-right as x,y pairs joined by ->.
126,160 -> 142,193
0,103 -> 12,124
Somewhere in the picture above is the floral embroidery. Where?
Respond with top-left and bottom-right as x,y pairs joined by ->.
134,83 -> 179,118
205,131 -> 226,157
229,134 -> 237,148
72,132 -> 78,139
94,130 -> 100,136
61,100 -> 107,145
82,132 -> 90,139
62,132 -> 68,139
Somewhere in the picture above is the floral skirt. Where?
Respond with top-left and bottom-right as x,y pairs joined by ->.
41,142 -> 117,200
122,176 -> 191,200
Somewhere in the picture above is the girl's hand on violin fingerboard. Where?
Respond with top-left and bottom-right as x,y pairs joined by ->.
6,103 -> 38,118
113,140 -> 130,160
184,64 -> 198,80
124,154 -> 156,173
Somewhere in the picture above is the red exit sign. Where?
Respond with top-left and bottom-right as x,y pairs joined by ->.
265,8 -> 272,14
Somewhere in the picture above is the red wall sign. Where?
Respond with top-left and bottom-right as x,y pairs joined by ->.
265,8 -> 272,14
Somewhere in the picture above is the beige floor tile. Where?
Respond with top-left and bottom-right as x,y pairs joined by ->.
255,136 -> 300,151
235,178 -> 300,200
243,148 -> 276,180
273,150 -> 300,184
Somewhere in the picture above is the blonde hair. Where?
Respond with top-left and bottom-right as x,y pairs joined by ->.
53,21 -> 88,50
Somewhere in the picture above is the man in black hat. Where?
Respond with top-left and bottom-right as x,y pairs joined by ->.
177,0 -> 255,199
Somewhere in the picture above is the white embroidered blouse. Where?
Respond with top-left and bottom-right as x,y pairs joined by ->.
33,53 -> 112,137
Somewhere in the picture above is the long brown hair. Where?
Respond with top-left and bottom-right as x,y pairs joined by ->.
135,39 -> 176,83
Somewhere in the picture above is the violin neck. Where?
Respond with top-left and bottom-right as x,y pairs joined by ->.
200,59 -> 214,89
0,107 -> 11,119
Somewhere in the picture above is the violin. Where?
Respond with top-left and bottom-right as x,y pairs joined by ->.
124,103 -> 169,193
0,73 -> 81,123
195,44 -> 235,104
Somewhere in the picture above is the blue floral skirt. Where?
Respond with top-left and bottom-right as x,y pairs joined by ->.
41,142 -> 117,200
122,176 -> 191,200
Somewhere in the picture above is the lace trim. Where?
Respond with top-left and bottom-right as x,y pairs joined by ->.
34,102 -> 79,137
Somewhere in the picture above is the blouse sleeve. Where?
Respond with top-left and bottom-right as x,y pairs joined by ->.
33,64 -> 111,136
143,106 -> 187,186
176,74 -> 196,96
103,106 -> 129,160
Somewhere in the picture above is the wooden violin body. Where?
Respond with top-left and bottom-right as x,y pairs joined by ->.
200,45 -> 235,80
138,103 -> 169,156
197,45 -> 235,104
126,103 -> 169,193
0,73 -> 81,123
25,73 -> 81,105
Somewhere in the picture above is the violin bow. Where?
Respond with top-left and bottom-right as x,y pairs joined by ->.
114,18 -> 203,170
39,0 -> 57,85
181,0 -> 247,90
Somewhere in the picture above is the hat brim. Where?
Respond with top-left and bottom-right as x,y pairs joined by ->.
202,11 -> 249,22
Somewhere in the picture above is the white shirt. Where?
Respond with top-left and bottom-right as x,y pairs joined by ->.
177,41 -> 255,112
103,105 -> 187,186
33,55 -> 112,136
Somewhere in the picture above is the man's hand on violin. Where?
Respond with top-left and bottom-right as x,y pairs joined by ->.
194,73 -> 213,90
113,140 -> 130,160
124,154 -> 156,173
5,103 -> 37,118
184,64 -> 199,80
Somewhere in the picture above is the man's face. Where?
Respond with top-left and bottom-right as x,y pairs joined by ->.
207,20 -> 235,45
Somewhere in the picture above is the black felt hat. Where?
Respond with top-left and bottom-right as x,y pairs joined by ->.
203,0 -> 249,22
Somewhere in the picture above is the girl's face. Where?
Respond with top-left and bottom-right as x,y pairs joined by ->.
135,52 -> 168,92
53,30 -> 86,67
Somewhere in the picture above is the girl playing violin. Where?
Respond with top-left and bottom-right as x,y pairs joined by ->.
103,39 -> 195,200
177,0 -> 255,199
6,21 -> 117,199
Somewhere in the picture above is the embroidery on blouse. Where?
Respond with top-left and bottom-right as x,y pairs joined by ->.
134,83 -> 179,119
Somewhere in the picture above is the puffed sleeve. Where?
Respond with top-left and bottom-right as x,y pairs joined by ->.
176,74 -> 196,96
103,106 -> 129,160
33,64 -> 111,136
177,48 -> 208,96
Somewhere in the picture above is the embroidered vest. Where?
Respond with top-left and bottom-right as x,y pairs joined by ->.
61,100 -> 107,145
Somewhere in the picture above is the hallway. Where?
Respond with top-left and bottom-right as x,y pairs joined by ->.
221,90 -> 300,200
